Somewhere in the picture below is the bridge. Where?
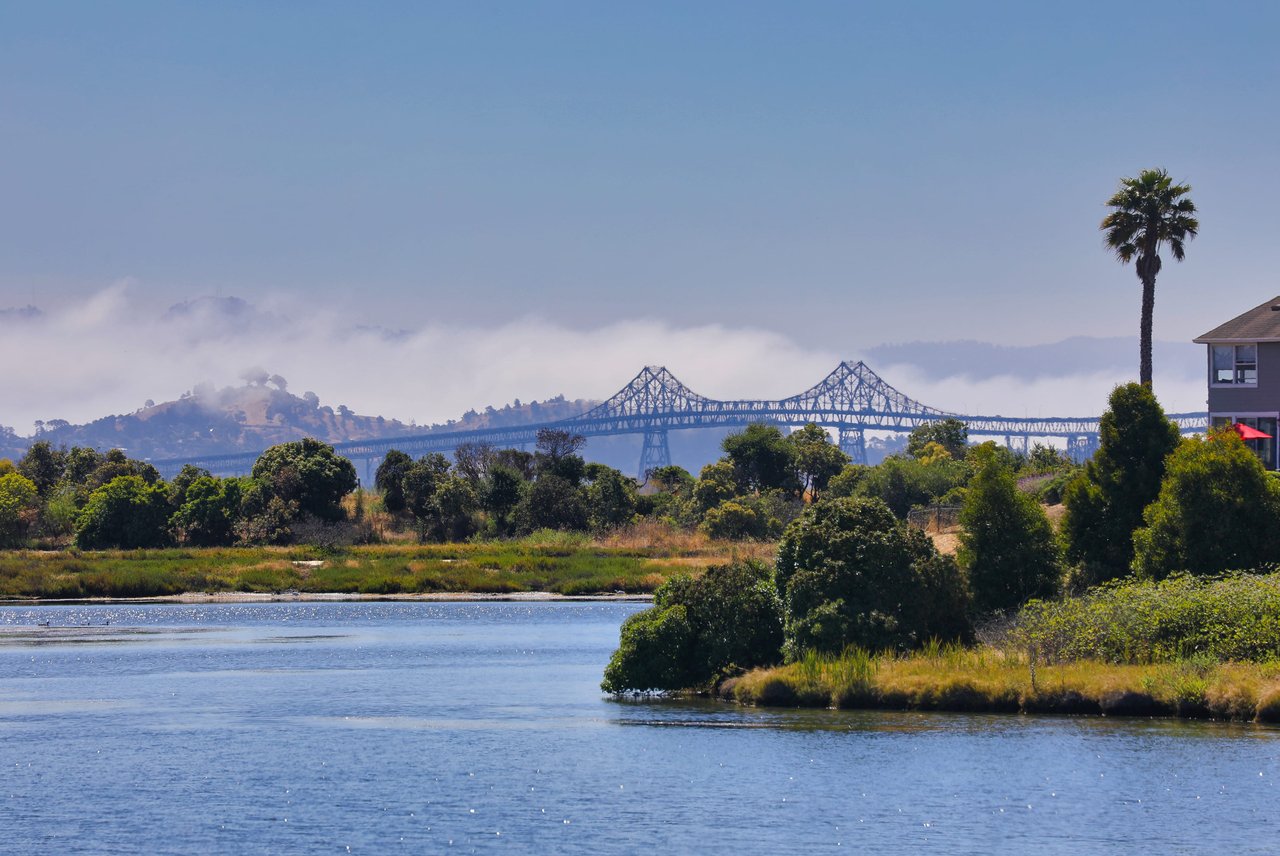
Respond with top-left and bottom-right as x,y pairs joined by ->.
150,361 -> 1209,480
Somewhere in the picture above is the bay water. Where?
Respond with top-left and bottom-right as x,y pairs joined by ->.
1,601 -> 1276,854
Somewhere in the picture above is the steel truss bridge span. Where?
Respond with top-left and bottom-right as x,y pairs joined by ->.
151,361 -> 1208,479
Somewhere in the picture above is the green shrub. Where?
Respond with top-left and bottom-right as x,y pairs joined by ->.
75,476 -> 171,550
853,456 -> 969,518
1010,571 -> 1280,664
1133,430 -> 1280,579
602,559 -> 783,693
775,496 -> 970,657
701,501 -> 763,540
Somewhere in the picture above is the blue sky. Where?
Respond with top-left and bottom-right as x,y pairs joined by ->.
1,2 -> 1276,428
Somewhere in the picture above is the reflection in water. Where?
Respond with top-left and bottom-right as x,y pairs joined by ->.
0,600 -> 1277,855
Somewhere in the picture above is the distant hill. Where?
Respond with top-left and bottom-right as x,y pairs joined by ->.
0,379 -> 596,463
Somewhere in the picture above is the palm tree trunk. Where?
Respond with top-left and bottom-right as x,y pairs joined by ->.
1139,269 -> 1156,388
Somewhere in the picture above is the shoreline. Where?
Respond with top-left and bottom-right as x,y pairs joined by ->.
0,590 -> 655,606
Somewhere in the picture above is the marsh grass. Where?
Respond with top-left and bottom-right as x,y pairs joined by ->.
0,536 -> 764,600
729,646 -> 1280,722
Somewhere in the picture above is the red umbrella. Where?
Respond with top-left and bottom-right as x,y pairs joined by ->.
1233,422 -> 1273,440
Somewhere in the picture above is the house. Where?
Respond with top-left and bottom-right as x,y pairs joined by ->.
1193,295 -> 1280,469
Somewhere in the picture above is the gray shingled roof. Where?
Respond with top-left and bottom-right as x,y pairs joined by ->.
1194,296 -> 1280,343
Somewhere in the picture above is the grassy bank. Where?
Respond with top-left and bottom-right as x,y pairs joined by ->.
723,645 -> 1280,722
0,530 -> 774,600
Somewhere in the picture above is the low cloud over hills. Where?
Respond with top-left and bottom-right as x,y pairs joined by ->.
0,285 -> 1209,466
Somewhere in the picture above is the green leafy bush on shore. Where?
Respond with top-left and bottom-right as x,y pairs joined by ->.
601,559 -> 783,693
775,497 -> 971,657
1008,571 -> 1280,664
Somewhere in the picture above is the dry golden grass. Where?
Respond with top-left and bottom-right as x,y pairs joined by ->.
729,646 -> 1280,723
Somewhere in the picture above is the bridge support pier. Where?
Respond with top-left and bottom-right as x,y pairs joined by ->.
1067,434 -> 1098,463
639,429 -> 671,480
838,425 -> 867,466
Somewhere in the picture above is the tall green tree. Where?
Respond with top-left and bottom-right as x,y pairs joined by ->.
251,439 -> 358,522
958,444 -> 1061,613
907,418 -> 969,460
1062,383 -> 1180,584
17,441 -> 64,498
169,476 -> 244,547
722,423 -> 799,495
585,464 -> 638,530
534,428 -> 587,483
480,465 -> 525,535
1132,431 -> 1280,579
518,474 -> 588,532
1101,168 -> 1198,387
775,496 -> 970,657
0,473 -> 39,547
787,424 -> 850,499
74,475 -> 171,549
375,449 -> 414,513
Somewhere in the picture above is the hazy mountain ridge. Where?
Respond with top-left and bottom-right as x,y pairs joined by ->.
0,380 -> 596,463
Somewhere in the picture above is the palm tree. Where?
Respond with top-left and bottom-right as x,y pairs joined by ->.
1101,168 -> 1199,388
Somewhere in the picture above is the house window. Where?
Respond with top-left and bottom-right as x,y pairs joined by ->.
1212,344 -> 1257,385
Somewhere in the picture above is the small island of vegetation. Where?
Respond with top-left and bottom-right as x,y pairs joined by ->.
603,380 -> 1280,722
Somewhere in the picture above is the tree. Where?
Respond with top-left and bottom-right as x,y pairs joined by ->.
1101,168 -> 1199,387
1132,431 -> 1280,578
585,464 -> 638,530
0,473 -> 38,547
169,476 -> 244,546
402,453 -> 451,535
18,441 -> 64,497
722,424 -> 799,495
649,465 -> 693,496
453,442 -> 494,484
825,464 -> 868,499
958,444 -> 1061,613
480,465 -> 525,534
602,559 -> 783,693
701,501 -> 765,540
519,474 -> 588,532
852,455 -> 968,518
692,461 -> 739,512
251,439 -> 358,522
431,475 -> 479,541
491,449 -> 536,481
1062,383 -> 1180,584
61,447 -> 104,496
74,475 -> 171,549
787,424 -> 850,499
907,418 -> 969,460
1025,443 -> 1074,475
775,496 -> 970,657
375,450 -> 414,514
89,449 -> 160,490
168,464 -> 211,509
534,428 -> 587,483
